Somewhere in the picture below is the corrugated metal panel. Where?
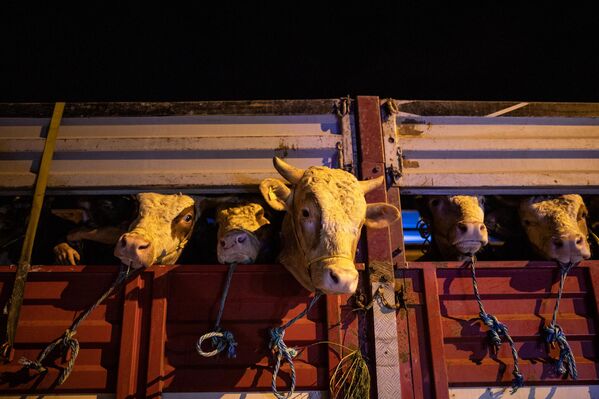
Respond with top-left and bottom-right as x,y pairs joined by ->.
0,112 -> 355,194
393,116 -> 599,194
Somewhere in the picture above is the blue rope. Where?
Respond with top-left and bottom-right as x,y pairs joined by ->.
270,292 -> 323,399
196,262 -> 238,359
541,262 -> 578,379
469,256 -> 524,393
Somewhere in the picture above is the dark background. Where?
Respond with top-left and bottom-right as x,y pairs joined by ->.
1,3 -> 598,103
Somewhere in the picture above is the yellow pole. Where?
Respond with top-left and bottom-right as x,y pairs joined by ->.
2,102 -> 65,357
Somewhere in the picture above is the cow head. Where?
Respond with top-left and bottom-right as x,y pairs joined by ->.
216,201 -> 270,264
114,193 -> 196,269
518,194 -> 591,264
418,195 -> 488,260
260,157 -> 400,294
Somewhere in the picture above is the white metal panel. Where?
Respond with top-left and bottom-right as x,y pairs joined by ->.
449,385 -> 599,399
0,114 -> 352,194
396,116 -> 599,194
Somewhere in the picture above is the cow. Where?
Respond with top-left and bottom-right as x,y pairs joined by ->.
485,195 -> 592,264
215,200 -> 273,264
259,157 -> 400,294
517,195 -> 591,264
114,193 -> 197,269
416,195 -> 488,261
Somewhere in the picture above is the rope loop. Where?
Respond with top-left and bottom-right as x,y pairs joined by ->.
269,293 -> 322,399
542,262 -> 578,380
17,264 -> 133,385
468,256 -> 524,392
196,263 -> 238,359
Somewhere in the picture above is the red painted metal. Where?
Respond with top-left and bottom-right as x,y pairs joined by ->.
402,260 -> 599,396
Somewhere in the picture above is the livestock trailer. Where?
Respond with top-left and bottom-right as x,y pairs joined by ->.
0,98 -> 598,398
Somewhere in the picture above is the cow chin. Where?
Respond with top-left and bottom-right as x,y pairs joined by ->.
312,258 -> 359,294
217,251 -> 257,264
453,240 -> 483,258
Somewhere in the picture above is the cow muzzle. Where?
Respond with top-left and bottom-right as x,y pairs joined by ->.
114,232 -> 154,269
217,230 -> 260,264
550,233 -> 591,264
452,221 -> 488,255
313,257 -> 359,294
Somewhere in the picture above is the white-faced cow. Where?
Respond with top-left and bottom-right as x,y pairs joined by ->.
259,157 -> 400,294
417,195 -> 488,261
518,195 -> 591,264
114,193 -> 196,269
215,200 -> 272,264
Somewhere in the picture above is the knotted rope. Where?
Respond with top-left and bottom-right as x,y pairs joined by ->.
468,256 -> 524,393
19,264 -> 133,385
541,262 -> 578,379
270,292 -> 323,399
196,262 -> 238,358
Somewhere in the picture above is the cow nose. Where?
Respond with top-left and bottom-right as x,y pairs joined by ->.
220,231 -> 249,249
551,234 -> 591,262
329,270 -> 340,285
321,263 -> 359,294
115,233 -> 153,268
455,222 -> 488,244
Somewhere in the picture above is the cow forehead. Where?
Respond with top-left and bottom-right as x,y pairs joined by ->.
217,203 -> 267,234
524,195 -> 583,219
296,167 -> 366,220
137,193 -> 195,221
448,195 -> 484,221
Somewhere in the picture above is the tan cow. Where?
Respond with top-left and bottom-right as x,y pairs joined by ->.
518,195 -> 591,264
417,195 -> 488,260
215,200 -> 271,264
260,157 -> 400,294
114,193 -> 196,269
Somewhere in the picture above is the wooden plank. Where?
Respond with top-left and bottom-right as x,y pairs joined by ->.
4,103 -> 64,354
357,95 -> 402,399
422,268 -> 449,399
589,267 -> 599,326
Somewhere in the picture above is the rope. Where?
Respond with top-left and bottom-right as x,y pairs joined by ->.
19,263 -> 133,385
196,262 -> 238,359
541,262 -> 578,379
468,256 -> 524,393
270,292 -> 323,399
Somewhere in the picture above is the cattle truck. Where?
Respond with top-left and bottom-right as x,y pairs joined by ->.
0,98 -> 598,398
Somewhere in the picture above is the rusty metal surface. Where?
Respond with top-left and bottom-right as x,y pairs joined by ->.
395,101 -> 599,117
0,99 -> 342,118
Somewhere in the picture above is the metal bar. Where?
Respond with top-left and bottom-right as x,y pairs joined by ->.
422,268 -> 450,399
356,96 -> 402,399
2,102 -> 64,355
117,274 -> 145,398
146,267 -> 169,398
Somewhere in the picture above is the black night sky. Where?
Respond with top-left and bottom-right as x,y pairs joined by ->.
1,3 -> 598,103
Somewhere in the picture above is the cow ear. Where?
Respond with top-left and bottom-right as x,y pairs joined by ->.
255,206 -> 271,226
365,203 -> 400,228
259,178 -> 291,211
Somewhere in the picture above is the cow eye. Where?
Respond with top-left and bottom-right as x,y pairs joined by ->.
184,214 -> 193,222
430,198 -> 441,207
523,220 -> 531,226
302,209 -> 310,218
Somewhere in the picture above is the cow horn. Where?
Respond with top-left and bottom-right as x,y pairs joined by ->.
359,175 -> 384,194
273,157 -> 304,184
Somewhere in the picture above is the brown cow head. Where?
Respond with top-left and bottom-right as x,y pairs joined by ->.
114,193 -> 196,269
518,194 -> 591,264
419,195 -> 488,260
260,157 -> 400,294
216,201 -> 270,264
